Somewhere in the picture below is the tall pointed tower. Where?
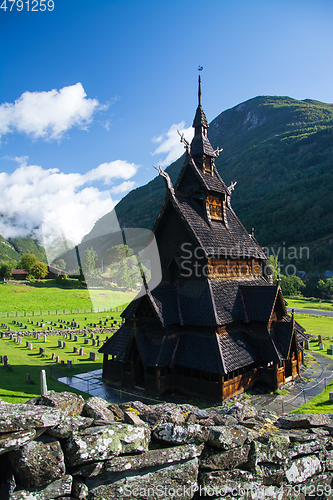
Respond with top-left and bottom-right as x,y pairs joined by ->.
100,79 -> 306,401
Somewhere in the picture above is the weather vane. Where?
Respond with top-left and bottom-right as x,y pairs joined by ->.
198,65 -> 203,71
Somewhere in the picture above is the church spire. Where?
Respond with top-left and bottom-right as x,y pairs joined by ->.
191,75 -> 216,163
198,74 -> 201,106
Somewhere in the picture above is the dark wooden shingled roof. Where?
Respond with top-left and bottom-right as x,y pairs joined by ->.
192,104 -> 209,129
173,195 -> 266,259
240,285 -> 281,323
191,132 -> 216,158
122,278 -> 277,328
210,278 -> 272,325
175,157 -> 228,195
218,330 -> 259,373
99,323 -> 132,360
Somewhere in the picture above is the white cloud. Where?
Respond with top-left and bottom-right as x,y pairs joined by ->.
151,121 -> 194,167
111,180 -> 137,194
83,160 -> 138,185
0,83 -> 102,141
0,158 -> 139,250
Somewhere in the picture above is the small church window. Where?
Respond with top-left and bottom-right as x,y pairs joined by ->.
207,194 -> 223,221
203,155 -> 212,174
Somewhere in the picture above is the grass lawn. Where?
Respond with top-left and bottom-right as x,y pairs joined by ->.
0,280 -> 136,316
291,379 -> 333,413
1,309 -> 124,333
295,313 -> 333,337
0,329 -> 115,403
287,298 -> 333,312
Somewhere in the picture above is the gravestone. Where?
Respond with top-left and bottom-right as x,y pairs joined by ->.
44,335 -> 47,342
18,336 -> 21,344
69,333 -> 73,340
84,339 -> 89,344
55,356 -> 60,363
327,349 -> 333,355
319,343 -> 325,350
318,335 -> 322,344
73,346 -> 78,353
51,352 -> 55,360
39,347 -> 45,355
83,332 -> 87,337
58,340 -> 63,348
97,339 -> 100,347
0,355 -> 3,363
96,335 -> 100,340
26,340 -> 29,347
330,393 -> 333,402
10,334 -> 13,340
63,342 -> 66,348
90,352 -> 97,361
79,347 -> 84,356
61,360 -> 65,365
92,339 -> 96,346
4,355 -> 8,367
26,373 -> 31,384
28,343 -> 33,350
74,335 -> 78,342
67,360 -> 72,370
90,333 -> 94,339
40,369 -> 47,396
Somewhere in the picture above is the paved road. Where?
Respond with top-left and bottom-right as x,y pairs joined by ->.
287,307 -> 333,317
249,351 -> 333,414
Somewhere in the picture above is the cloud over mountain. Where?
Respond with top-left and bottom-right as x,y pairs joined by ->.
0,157 -> 139,247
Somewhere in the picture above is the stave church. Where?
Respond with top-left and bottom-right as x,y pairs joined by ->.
100,78 -> 307,401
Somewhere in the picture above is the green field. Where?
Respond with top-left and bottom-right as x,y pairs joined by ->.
287,298 -> 333,312
291,379 -> 333,414
295,313 -> 333,337
0,328 -> 118,403
0,280 -> 136,317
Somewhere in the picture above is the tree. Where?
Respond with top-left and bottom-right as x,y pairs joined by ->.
280,275 -> 305,296
266,255 -> 280,283
103,245 -> 134,267
53,259 -> 66,270
0,261 -> 15,279
19,253 -> 39,273
317,278 -> 333,299
32,262 -> 48,279
82,247 -> 102,285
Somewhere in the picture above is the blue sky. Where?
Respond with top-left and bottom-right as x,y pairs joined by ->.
0,0 -> 332,248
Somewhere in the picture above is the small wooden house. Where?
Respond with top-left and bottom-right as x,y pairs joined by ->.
100,79 -> 306,401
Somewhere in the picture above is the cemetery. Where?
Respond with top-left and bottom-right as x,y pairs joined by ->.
0,324 -> 118,403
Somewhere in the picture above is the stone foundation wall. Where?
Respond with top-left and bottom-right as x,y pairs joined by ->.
1,392 -> 333,499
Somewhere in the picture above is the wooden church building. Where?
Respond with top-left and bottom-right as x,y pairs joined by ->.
100,78 -> 307,401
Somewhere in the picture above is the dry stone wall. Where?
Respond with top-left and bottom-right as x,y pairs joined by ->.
1,392 -> 333,499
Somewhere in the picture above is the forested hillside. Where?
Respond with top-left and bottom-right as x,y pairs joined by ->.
0,235 -> 47,264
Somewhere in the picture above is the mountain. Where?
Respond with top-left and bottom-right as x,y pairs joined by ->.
83,95 -> 333,271
0,235 -> 47,264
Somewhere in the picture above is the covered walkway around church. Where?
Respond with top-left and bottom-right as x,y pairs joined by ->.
57,352 -> 333,414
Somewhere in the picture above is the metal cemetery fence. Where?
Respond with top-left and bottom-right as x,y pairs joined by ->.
0,306 -> 126,319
